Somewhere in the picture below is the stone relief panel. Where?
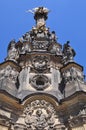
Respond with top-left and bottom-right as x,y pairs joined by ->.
32,55 -> 49,72
32,40 -> 50,50
0,65 -> 19,95
62,67 -> 86,97
23,100 -> 65,130
63,67 -> 84,84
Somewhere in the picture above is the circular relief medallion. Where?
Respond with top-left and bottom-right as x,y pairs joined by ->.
31,75 -> 50,90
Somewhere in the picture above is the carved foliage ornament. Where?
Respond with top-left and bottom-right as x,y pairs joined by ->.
24,100 -> 63,130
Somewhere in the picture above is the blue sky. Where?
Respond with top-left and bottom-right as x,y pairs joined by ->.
0,0 -> 86,74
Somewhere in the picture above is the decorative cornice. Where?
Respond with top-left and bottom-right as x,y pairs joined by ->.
61,62 -> 83,72
60,91 -> 86,104
0,61 -> 21,72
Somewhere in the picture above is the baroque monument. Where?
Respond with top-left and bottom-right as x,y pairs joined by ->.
0,7 -> 86,130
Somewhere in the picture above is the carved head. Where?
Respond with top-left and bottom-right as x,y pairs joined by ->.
36,109 -> 42,116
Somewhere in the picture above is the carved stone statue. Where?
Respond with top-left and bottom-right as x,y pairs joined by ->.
51,31 -> 57,42
6,40 -> 19,62
63,41 -> 76,64
33,7 -> 50,28
21,43 -> 31,54
50,44 -> 62,55
33,109 -> 48,130
19,32 -> 31,43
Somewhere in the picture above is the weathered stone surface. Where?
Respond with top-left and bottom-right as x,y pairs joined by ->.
12,99 -> 65,130
0,6 -> 86,130
0,65 -> 19,96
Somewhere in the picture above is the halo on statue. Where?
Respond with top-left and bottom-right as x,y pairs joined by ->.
26,7 -> 50,14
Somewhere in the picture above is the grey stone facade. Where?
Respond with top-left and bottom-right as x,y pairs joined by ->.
0,7 -> 86,130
